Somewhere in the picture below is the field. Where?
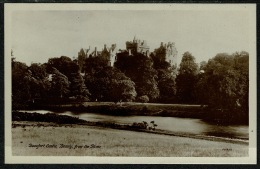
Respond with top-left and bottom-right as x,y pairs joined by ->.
12,121 -> 248,157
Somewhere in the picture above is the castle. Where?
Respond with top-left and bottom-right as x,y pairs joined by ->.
153,42 -> 178,67
78,44 -> 117,72
126,36 -> 150,56
78,37 -> 177,72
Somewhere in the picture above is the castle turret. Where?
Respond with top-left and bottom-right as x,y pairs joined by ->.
78,48 -> 86,73
126,37 -> 150,56
108,44 -> 117,67
94,47 -> 97,57
154,41 -> 178,67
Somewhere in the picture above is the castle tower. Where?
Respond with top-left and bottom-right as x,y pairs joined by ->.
154,42 -> 178,67
108,44 -> 117,67
101,44 -> 110,60
78,48 -> 86,73
126,37 -> 150,56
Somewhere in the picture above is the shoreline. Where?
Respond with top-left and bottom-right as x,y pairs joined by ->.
12,111 -> 248,145
18,102 -> 249,125
24,102 -> 205,117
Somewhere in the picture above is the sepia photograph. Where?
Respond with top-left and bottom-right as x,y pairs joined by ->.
4,4 -> 256,164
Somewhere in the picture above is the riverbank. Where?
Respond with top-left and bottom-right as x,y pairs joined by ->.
12,121 -> 248,156
13,111 -> 248,144
24,102 -> 205,118
20,102 -> 248,124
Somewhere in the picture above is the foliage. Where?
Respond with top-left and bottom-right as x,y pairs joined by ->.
47,56 -> 79,76
12,111 -> 86,124
115,52 -> 159,101
195,52 -> 249,120
176,52 -> 199,103
11,48 -> 249,124
47,56 -> 90,100
199,61 -> 207,72
150,52 -> 171,70
157,68 -> 177,103
50,68 -> 70,98
12,60 -> 51,109
150,51 -> 177,103
85,64 -> 137,102
178,52 -> 199,75
12,60 -> 31,108
137,95 -> 149,103
69,73 -> 90,100
28,63 -> 51,99
84,56 -> 109,74
131,121 -> 157,130
131,121 -> 148,129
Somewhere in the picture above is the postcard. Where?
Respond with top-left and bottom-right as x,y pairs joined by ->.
5,3 -> 257,164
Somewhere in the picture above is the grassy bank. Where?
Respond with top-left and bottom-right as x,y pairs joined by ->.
12,121 -> 248,156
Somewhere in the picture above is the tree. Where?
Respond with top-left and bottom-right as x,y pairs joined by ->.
176,52 -> 199,103
200,53 -> 237,108
110,78 -> 137,102
178,52 -> 199,75
12,60 -> 31,108
84,56 -> 111,101
157,68 -> 177,103
150,52 -> 171,70
199,61 -> 207,72
69,73 -> 90,101
47,56 -> 78,77
84,56 -> 108,75
196,52 -> 249,122
12,61 -> 51,108
85,66 -> 137,102
137,95 -> 149,103
232,51 -> 249,114
115,52 -> 159,101
47,56 -> 90,100
28,63 -> 51,99
50,68 -> 70,98
150,51 -> 177,103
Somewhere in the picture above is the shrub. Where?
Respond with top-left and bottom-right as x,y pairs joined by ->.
131,121 -> 148,129
137,95 -> 149,103
142,106 -> 148,112
75,95 -> 89,102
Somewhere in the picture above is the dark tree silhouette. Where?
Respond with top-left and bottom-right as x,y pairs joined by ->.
176,52 -> 198,103
115,52 -> 159,101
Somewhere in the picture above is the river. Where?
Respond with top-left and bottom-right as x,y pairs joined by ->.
25,110 -> 249,140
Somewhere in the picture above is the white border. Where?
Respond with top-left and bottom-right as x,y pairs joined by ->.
4,3 -> 257,164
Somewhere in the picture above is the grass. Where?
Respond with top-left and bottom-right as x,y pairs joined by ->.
12,121 -> 248,157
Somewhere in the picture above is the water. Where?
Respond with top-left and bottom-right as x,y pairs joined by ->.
24,110 -> 249,140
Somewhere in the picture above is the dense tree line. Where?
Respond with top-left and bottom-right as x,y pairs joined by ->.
195,52 -> 249,121
12,50 -> 249,122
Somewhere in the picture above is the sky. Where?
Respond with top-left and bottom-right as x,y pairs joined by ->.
11,8 -> 250,66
